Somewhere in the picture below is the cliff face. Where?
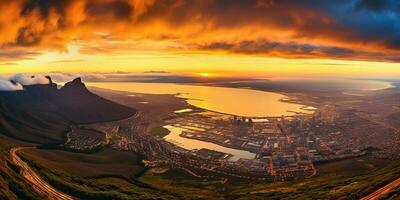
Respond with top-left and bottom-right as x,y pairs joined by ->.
0,77 -> 136,143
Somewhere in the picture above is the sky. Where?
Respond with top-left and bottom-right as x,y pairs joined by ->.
0,0 -> 400,78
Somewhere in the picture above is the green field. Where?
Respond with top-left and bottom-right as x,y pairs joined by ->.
150,126 -> 170,138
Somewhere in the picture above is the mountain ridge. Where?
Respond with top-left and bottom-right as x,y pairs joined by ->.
0,77 -> 136,144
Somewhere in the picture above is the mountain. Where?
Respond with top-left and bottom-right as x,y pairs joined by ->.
53,77 -> 136,124
0,77 -> 136,144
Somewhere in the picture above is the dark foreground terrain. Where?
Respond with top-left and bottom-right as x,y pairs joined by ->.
16,147 -> 400,199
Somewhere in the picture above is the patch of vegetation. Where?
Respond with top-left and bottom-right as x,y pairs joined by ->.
195,148 -> 227,160
150,126 -> 170,138
139,168 -> 225,199
38,143 -> 106,154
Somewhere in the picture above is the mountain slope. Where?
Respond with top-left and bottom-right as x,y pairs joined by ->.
0,77 -> 136,144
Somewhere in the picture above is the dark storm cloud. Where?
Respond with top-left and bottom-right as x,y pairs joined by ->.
199,40 -> 400,62
354,0 -> 396,12
199,41 -> 352,58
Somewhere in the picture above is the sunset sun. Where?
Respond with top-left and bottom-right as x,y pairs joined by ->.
200,73 -> 209,77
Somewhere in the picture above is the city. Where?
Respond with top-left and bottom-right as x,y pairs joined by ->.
63,104 -> 371,181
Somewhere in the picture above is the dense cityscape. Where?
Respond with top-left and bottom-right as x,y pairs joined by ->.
62,105 -> 373,181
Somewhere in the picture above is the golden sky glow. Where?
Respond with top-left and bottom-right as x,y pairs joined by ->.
2,47 -> 399,78
0,0 -> 399,78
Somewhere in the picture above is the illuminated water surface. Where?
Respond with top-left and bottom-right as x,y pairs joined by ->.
163,125 -> 256,161
87,82 -> 314,117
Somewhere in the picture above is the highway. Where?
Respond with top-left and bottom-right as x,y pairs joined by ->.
10,147 -> 75,200
361,177 -> 400,200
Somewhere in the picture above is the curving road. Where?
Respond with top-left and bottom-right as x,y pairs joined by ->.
10,147 -> 75,200
361,177 -> 400,200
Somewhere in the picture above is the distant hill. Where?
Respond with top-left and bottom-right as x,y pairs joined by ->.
0,77 -> 136,144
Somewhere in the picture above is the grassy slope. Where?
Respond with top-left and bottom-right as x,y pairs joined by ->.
0,135 -> 43,200
21,148 -> 145,178
228,158 -> 400,199
139,168 -> 227,199
20,148 -> 181,200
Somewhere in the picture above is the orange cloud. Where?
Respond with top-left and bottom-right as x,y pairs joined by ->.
0,0 -> 400,63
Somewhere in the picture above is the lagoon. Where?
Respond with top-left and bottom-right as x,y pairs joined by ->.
87,82 -> 313,117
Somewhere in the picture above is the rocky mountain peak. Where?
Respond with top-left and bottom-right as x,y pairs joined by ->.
60,77 -> 89,93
